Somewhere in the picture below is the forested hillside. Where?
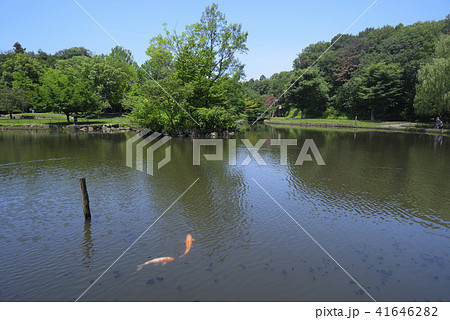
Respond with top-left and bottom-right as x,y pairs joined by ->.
245,15 -> 450,122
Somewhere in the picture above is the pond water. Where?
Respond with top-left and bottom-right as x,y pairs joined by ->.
0,126 -> 449,301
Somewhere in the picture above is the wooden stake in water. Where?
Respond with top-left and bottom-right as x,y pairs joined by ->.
79,177 -> 91,219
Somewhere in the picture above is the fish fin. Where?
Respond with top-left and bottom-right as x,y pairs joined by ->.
136,264 -> 145,271
192,238 -> 195,241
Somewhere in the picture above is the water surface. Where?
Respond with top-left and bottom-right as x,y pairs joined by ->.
0,126 -> 448,301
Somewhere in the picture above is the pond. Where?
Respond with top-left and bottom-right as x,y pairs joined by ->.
0,125 -> 449,301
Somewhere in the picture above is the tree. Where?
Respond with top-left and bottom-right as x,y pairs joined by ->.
267,71 -> 292,97
359,20 -> 446,119
243,97 -> 261,121
145,3 -> 248,112
0,86 -> 28,118
13,42 -> 25,53
54,47 -> 92,60
138,75 -> 193,130
40,58 -> 102,123
333,39 -> 365,84
109,46 -> 135,65
284,67 -> 330,118
262,94 -> 277,115
0,52 -> 46,109
98,52 -> 138,113
353,63 -> 403,120
293,41 -> 330,70
414,35 -> 450,119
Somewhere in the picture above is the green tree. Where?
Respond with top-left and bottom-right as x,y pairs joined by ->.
293,41 -> 330,70
243,97 -> 261,121
353,62 -> 403,120
267,71 -> 292,98
414,34 -> 450,119
0,52 -> 46,108
0,86 -> 28,118
13,42 -> 25,54
145,3 -> 248,114
109,46 -> 135,65
139,76 -> 193,130
284,67 -> 330,118
54,47 -> 92,60
99,52 -> 138,113
40,58 -> 102,123
359,20 -> 446,119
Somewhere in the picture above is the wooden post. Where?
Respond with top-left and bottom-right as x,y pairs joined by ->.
79,177 -> 91,219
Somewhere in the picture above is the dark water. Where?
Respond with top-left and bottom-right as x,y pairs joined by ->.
0,126 -> 449,301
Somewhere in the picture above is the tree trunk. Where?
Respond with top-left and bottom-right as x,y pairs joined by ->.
370,109 -> 375,121
65,112 -> 71,124
9,111 -> 13,119
300,109 -> 304,119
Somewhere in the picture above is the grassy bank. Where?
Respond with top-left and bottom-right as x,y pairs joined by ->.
0,113 -> 127,127
264,117 -> 449,135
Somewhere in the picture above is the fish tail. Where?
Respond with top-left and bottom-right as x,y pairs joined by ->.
136,264 -> 145,271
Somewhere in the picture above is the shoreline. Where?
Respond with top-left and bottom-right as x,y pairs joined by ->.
2,120 -> 447,137
264,119 -> 449,136
0,123 -> 237,138
0,123 -> 136,132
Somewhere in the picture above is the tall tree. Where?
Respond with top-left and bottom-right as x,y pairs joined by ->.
293,41 -> 330,70
0,86 -> 28,118
354,62 -> 403,120
13,42 -> 26,53
414,34 -> 450,119
284,67 -> 330,118
136,3 -> 247,130
146,3 -> 247,108
40,57 -> 102,123
0,52 -> 46,108
54,47 -> 92,60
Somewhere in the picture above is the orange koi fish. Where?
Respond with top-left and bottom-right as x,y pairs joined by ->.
179,234 -> 195,258
136,257 -> 174,271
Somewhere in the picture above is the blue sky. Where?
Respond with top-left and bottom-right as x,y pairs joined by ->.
0,0 -> 448,80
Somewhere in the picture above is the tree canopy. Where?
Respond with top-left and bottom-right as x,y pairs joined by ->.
129,3 -> 247,130
414,34 -> 450,119
1,11 -> 449,126
246,16 -> 449,121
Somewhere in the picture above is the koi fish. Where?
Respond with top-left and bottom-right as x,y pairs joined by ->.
179,234 -> 195,258
136,257 -> 174,271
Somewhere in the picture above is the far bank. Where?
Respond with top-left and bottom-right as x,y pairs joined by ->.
264,118 -> 449,136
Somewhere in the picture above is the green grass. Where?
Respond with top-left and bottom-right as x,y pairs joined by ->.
399,123 -> 448,129
0,113 -> 127,126
265,117 -> 450,136
19,112 -> 67,119
265,117 -> 398,127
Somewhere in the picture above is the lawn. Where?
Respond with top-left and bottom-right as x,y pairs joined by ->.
0,113 -> 127,126
265,117 -> 403,127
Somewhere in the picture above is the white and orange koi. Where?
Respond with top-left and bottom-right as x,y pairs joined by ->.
179,234 -> 195,258
136,256 -> 174,271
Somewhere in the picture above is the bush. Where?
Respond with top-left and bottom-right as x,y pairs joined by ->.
322,107 -> 347,119
126,98 -> 165,131
193,107 -> 236,131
